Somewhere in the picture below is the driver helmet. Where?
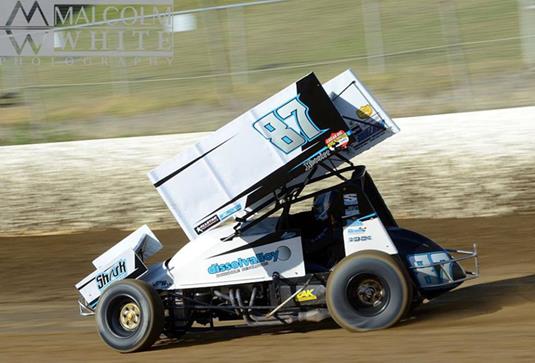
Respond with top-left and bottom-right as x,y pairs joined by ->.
312,191 -> 333,222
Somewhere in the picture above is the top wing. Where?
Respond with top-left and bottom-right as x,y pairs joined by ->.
322,69 -> 399,161
148,70 -> 398,240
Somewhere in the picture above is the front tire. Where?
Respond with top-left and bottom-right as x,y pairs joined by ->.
96,279 -> 164,353
326,251 -> 410,331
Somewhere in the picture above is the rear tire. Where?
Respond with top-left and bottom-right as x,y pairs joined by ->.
326,251 -> 410,331
96,279 -> 164,353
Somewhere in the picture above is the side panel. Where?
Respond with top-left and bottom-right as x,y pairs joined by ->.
76,249 -> 148,307
321,69 -> 399,175
343,213 -> 398,256
167,229 -> 306,289
339,178 -> 398,256
322,69 -> 399,143
92,224 -> 162,269
75,226 -> 160,306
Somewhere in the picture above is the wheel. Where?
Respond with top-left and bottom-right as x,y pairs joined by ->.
326,250 -> 411,331
96,279 -> 164,353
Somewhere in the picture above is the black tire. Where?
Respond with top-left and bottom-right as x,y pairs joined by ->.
326,250 -> 411,331
96,279 -> 164,353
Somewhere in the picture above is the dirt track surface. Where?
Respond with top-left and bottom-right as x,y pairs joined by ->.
1,215 -> 535,362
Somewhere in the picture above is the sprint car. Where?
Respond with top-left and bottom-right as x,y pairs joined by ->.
76,69 -> 479,352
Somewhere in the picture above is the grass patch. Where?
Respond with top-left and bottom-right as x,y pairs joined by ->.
0,0 -> 533,144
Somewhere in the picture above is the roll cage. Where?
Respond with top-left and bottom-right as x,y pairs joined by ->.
224,151 -> 396,241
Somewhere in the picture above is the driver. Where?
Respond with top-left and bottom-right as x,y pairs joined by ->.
302,191 -> 343,268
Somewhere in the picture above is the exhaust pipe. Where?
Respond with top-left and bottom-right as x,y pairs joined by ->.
297,308 -> 330,323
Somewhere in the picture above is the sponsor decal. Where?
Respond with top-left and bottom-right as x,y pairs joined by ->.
96,259 -> 127,290
356,104 -> 373,120
345,218 -> 371,242
348,235 -> 372,243
343,193 -> 358,206
325,130 -> 349,151
195,214 -> 220,235
347,226 -> 367,234
218,203 -> 242,220
303,149 -> 331,171
343,193 -> 360,216
344,205 -> 360,217
295,289 -> 317,302
208,246 -> 291,278
253,95 -> 325,154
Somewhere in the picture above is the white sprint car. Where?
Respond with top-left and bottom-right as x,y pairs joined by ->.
76,69 -> 479,352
